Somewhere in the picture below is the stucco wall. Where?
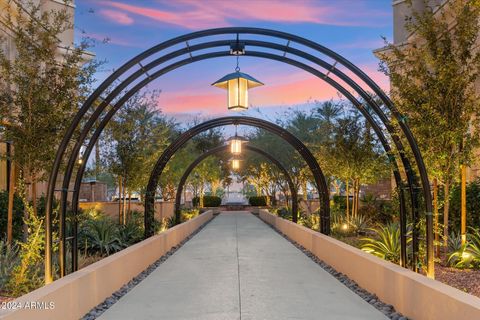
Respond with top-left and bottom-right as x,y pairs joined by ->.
0,210 -> 214,320
258,209 -> 480,320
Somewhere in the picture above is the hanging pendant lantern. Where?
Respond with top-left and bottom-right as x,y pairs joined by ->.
212,57 -> 263,111
229,156 -> 243,171
231,159 -> 241,170
228,126 -> 248,155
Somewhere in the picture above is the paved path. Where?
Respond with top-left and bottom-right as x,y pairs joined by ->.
98,211 -> 387,320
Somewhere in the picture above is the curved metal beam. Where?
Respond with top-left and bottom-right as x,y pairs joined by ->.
69,49 -> 409,268
144,116 -> 328,238
174,145 -> 298,224
45,27 -> 432,281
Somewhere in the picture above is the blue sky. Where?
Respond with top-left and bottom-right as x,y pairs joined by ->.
74,0 -> 392,122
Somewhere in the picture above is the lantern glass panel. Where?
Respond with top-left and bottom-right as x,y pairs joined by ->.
228,77 -> 248,110
231,139 -> 242,154
231,159 -> 240,170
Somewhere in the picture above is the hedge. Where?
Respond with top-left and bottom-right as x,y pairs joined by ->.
249,196 -> 268,206
192,195 -> 222,207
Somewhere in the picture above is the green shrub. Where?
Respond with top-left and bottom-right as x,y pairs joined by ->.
7,210 -> 45,296
357,195 -> 396,225
332,194 -> 348,210
192,195 -> 222,207
299,212 -> 320,231
449,178 -> 480,232
274,207 -> 292,220
181,208 -> 199,222
0,190 -> 24,241
0,240 -> 19,291
249,196 -> 268,206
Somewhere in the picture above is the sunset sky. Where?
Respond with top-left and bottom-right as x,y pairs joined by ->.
74,0 -> 392,122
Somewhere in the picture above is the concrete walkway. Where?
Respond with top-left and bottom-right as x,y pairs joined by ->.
98,212 -> 388,320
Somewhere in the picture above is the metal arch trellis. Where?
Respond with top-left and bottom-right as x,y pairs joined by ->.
45,27 -> 434,283
172,144 -> 299,224
144,116 -> 329,238
70,51 -> 411,268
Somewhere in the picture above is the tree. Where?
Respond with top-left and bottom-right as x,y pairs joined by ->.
326,111 -> 389,219
0,2 -> 100,221
378,0 -> 480,251
247,128 -> 307,196
101,90 -> 171,222
160,146 -> 195,201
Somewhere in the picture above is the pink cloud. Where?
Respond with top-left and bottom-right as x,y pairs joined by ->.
99,9 -> 134,25
158,92 -> 225,114
157,64 -> 390,117
252,76 -> 338,106
158,73 -> 340,115
99,1 -> 226,29
99,0 -> 388,29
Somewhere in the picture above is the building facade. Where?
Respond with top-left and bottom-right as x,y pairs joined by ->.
0,0 -> 80,197
375,0 -> 480,184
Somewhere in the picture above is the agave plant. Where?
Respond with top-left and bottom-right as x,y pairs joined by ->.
464,229 -> 480,267
347,215 -> 369,234
83,218 -> 123,256
447,232 -> 469,268
118,219 -> 143,247
361,223 -> 408,264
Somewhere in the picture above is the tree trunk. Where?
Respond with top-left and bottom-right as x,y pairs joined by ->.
355,178 -> 360,218
20,173 -> 28,242
7,160 -> 15,244
345,180 -> 350,221
461,165 -> 467,245
128,191 -> 132,221
118,176 -> 123,224
433,177 -> 439,257
302,180 -> 307,201
122,177 -> 127,225
95,139 -> 100,179
31,178 -> 37,217
200,183 -> 204,208
443,181 -> 450,258
183,187 -> 187,207
350,179 -> 357,218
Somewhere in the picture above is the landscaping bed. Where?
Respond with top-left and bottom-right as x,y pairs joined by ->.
435,264 -> 480,297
